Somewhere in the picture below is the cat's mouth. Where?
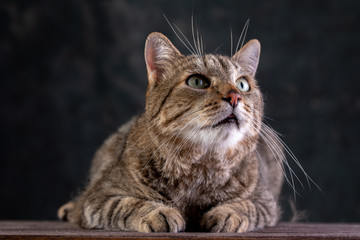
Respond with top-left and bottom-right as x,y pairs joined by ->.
213,114 -> 239,128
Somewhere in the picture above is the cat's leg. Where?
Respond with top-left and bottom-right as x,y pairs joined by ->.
78,195 -> 185,232
201,188 -> 278,232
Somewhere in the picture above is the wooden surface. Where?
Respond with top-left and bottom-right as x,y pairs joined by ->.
0,221 -> 359,240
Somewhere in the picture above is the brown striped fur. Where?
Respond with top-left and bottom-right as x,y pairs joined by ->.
58,32 -> 284,232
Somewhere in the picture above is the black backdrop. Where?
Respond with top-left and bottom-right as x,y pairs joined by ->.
1,0 -> 359,222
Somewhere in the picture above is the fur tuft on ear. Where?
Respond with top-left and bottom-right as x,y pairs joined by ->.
232,39 -> 261,77
144,32 -> 182,84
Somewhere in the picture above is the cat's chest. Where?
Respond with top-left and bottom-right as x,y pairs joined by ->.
165,160 -> 241,208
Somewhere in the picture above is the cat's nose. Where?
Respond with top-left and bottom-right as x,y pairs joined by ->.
222,90 -> 242,108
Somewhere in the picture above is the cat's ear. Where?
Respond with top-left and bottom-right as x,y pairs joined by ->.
232,39 -> 261,76
145,32 -> 182,84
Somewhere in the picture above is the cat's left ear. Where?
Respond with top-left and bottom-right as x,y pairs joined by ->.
145,32 -> 182,84
232,39 -> 261,77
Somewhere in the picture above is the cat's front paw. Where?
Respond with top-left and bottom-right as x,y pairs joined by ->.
57,201 -> 75,221
138,206 -> 185,233
201,205 -> 249,233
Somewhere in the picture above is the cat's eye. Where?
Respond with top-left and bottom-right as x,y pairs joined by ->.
236,77 -> 250,92
186,75 -> 210,89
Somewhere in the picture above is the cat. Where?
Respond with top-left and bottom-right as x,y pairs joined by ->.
58,31 -> 286,233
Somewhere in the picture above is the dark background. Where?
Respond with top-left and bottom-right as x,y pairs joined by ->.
1,0 -> 359,222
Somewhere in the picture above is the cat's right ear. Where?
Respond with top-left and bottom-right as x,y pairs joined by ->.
145,32 -> 182,84
232,39 -> 261,77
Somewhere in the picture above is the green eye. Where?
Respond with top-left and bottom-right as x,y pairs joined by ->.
186,75 -> 210,89
236,77 -> 250,92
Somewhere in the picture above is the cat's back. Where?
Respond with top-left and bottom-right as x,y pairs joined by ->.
89,117 -> 138,185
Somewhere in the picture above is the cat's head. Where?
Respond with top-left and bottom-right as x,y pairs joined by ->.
143,32 -> 263,151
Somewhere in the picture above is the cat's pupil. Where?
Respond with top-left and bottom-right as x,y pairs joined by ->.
186,74 -> 210,89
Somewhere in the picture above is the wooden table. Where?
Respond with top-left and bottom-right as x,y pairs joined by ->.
0,221 -> 359,240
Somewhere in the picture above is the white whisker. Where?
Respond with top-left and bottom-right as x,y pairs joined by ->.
242,110 -> 321,199
163,14 -> 196,56
173,24 -> 198,56
234,18 -> 250,55
230,28 -> 233,57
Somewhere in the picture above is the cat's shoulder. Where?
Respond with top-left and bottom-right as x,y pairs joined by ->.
88,116 -> 139,183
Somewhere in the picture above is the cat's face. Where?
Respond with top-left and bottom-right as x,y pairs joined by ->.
144,33 -> 263,150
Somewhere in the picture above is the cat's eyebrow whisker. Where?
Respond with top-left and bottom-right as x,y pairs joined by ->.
240,18 -> 250,49
213,44 -> 224,54
173,24 -> 199,56
191,15 -> 200,56
192,16 -> 203,56
163,14 -> 197,56
234,18 -> 250,55
200,33 -> 204,56
230,28 -> 233,57
196,28 -> 201,56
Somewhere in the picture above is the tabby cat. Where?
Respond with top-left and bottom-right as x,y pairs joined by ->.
58,32 -> 285,233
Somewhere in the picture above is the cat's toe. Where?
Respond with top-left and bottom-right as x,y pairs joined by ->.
201,206 -> 249,233
139,206 -> 185,233
58,201 -> 75,221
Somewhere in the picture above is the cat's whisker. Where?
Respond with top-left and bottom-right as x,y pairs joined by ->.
260,122 -> 321,192
234,18 -> 250,55
250,108 -> 277,126
253,131 -> 290,184
257,121 -> 308,184
145,114 -> 203,170
163,14 -> 197,56
240,18 -> 250,49
230,28 -> 233,57
168,116 -> 206,158
173,24 -> 199,56
156,116 -> 208,188
196,28 -> 201,56
200,33 -> 204,56
213,44 -> 224,54
169,116 -> 210,160
191,15 -> 200,56
250,112 -> 321,198
137,108 -> 206,158
256,126 -> 298,191
243,112 -> 302,197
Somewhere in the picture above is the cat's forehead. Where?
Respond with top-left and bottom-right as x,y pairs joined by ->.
183,54 -> 245,81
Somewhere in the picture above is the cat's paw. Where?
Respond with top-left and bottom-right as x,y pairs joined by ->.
138,206 -> 185,233
201,205 -> 249,233
57,201 -> 75,221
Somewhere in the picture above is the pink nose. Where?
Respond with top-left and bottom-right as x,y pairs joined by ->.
222,90 -> 241,108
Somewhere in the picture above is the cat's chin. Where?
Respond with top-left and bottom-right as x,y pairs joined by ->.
212,114 -> 239,129
189,122 -> 248,151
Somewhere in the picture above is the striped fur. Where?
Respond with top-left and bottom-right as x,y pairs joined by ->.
58,32 -> 284,233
